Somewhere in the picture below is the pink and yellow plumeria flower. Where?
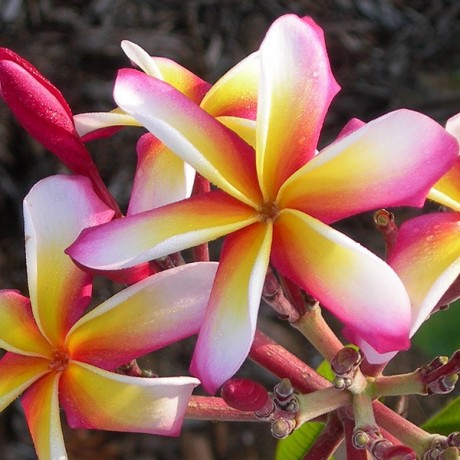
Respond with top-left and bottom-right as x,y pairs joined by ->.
0,175 -> 218,459
0,48 -> 119,214
74,40 -> 259,214
367,113 -> 460,363
68,15 -> 458,394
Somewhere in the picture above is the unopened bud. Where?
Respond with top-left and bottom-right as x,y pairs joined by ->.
333,376 -> 353,390
372,442 -> 416,460
270,418 -> 296,439
353,430 -> 370,449
439,446 -> 460,460
447,432 -> 460,448
428,374 -> 458,395
331,346 -> 362,377
221,378 -> 270,412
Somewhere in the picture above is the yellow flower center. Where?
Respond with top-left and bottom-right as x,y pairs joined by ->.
49,347 -> 70,372
258,201 -> 279,223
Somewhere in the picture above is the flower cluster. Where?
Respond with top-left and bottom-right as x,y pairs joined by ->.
0,13 -> 459,460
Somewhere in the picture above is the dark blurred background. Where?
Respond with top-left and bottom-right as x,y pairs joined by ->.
0,1 -> 460,458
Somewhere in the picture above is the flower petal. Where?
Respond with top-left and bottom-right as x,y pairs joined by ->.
68,190 -> 258,270
114,68 -> 262,206
0,353 -> 50,412
388,212 -> 460,335
190,223 -> 272,394
74,110 -> 140,139
60,361 -> 199,436
24,175 -> 114,346
127,133 -> 195,215
21,372 -> 66,460
271,209 -> 411,354
201,52 -> 259,119
256,15 -> 340,200
121,41 -> 211,103
279,110 -> 459,223
429,158 -> 460,212
216,116 -> 256,148
66,262 -> 217,370
0,49 -> 119,213
0,290 -> 50,356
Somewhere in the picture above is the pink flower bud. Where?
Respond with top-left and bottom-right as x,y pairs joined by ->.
0,48 -> 119,213
221,378 -> 269,412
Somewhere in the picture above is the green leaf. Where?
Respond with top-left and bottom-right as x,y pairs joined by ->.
422,396 -> 460,435
275,421 -> 328,460
316,359 -> 335,382
413,300 -> 460,357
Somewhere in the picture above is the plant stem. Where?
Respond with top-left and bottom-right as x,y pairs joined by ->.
303,413 -> 344,460
291,303 -> 343,362
185,396 -> 262,422
250,329 -> 330,393
373,401 -> 432,456
371,372 -> 426,397
296,387 -> 352,426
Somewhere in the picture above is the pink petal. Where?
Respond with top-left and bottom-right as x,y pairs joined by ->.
190,223 -> 272,394
388,212 -> 460,335
60,361 -> 199,436
68,190 -> 258,271
127,133 -> 195,215
74,110 -> 140,139
446,112 -> 460,140
0,49 -> 119,212
24,175 -> 114,346
256,15 -> 340,200
21,372 -> 66,459
0,352 -> 51,412
271,209 -> 411,355
66,263 -> 217,370
113,68 -> 262,206
279,109 -> 459,223
0,290 -> 50,356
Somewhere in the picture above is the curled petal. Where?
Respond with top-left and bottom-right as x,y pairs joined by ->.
21,372 -> 66,460
121,41 -> 211,103
0,290 -> 50,356
201,52 -> 259,119
256,15 -> 340,200
279,110 -> 459,223
446,112 -> 460,140
68,190 -> 258,270
127,133 -> 195,215
74,110 -> 140,140
60,361 -> 199,436
190,223 -> 272,394
114,68 -> 262,206
67,262 -> 218,370
24,175 -> 114,346
271,209 -> 411,355
388,212 -> 460,335
429,158 -> 460,212
0,353 -> 50,412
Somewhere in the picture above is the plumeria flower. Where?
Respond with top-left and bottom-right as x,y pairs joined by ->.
74,39 -> 259,214
0,48 -> 119,214
363,114 -> 460,363
0,174 -> 217,459
68,14 -> 458,394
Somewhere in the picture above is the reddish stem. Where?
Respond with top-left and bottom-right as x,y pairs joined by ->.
185,396 -> 262,422
249,330 -> 330,393
303,413 -> 344,460
342,416 -> 370,459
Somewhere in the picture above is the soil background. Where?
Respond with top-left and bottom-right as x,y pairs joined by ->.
0,1 -> 460,459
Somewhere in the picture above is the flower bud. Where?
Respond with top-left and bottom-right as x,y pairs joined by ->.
221,378 -> 270,412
